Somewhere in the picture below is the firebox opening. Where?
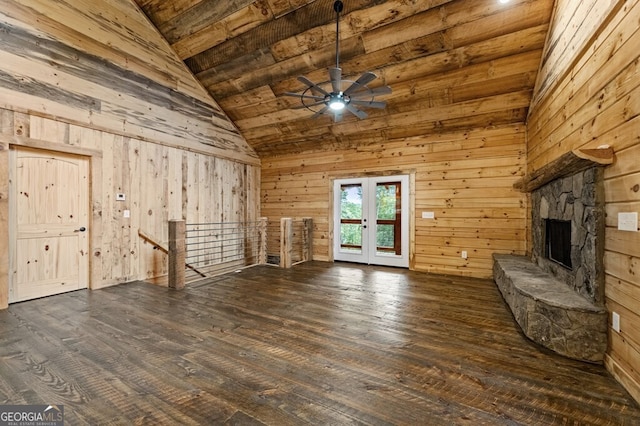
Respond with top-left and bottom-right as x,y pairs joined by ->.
545,219 -> 572,270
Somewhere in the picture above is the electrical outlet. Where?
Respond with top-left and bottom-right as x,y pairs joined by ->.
123,210 -> 130,218
422,211 -> 435,219
612,312 -> 621,333
461,250 -> 468,259
116,193 -> 126,201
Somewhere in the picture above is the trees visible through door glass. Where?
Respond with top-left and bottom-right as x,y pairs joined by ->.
340,184 -> 363,250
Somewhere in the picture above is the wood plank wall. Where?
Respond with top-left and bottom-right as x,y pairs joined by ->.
527,0 -> 640,402
261,124 -> 527,278
0,0 -> 261,307
0,0 -> 258,165
0,110 -> 260,291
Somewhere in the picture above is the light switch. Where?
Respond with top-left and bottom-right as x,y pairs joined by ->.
618,212 -> 638,232
612,312 -> 621,333
123,210 -> 130,218
422,211 -> 435,219
116,193 -> 126,201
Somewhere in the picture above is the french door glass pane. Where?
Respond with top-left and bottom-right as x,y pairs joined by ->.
340,184 -> 363,251
340,184 -> 362,219
340,224 -> 362,250
376,182 -> 399,254
376,183 -> 398,220
376,224 -> 394,250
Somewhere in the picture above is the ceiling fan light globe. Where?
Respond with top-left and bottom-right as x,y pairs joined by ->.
329,99 -> 345,110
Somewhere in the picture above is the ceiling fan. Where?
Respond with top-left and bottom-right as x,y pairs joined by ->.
284,0 -> 392,121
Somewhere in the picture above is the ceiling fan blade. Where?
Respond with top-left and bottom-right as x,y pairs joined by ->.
350,86 -> 393,99
284,92 -> 326,101
329,67 -> 342,93
345,104 -> 368,119
350,100 -> 387,109
311,106 -> 329,119
298,76 -> 329,96
343,72 -> 378,96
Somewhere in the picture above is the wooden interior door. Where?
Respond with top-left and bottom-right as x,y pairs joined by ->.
10,147 -> 90,302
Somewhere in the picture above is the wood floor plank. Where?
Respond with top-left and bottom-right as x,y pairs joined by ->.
0,261 -> 638,424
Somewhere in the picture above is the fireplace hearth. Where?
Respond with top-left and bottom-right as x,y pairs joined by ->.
494,148 -> 614,363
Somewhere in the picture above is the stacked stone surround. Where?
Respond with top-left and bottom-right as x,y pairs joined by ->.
493,167 -> 608,363
531,167 -> 605,304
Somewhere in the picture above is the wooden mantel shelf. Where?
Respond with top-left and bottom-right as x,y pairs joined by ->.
514,148 -> 614,193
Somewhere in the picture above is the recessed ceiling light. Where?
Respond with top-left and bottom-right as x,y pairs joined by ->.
499,0 -> 510,3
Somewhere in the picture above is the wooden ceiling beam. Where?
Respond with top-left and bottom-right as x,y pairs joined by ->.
233,79 -> 532,132
134,0 -> 203,24
158,0 -> 257,44
204,36 -> 365,98
184,0 -> 381,73
171,3 -> 274,59
246,108 -> 528,157
210,18 -> 546,104
269,0 -> 456,62
204,0 -> 547,101
222,49 -> 542,122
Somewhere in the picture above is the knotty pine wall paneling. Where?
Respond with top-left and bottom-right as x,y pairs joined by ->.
261,124 -> 527,278
527,0 -> 640,402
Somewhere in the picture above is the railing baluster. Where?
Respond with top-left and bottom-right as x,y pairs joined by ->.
280,218 -> 293,269
168,219 -> 186,290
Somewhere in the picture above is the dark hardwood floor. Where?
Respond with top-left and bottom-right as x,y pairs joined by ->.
1,261 -> 638,425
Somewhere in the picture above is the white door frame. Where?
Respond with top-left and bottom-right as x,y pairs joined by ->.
333,174 -> 409,268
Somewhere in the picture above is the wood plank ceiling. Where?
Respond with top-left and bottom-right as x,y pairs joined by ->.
134,0 -> 555,157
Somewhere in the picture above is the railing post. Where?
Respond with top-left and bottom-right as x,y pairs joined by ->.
302,217 -> 313,262
258,217 -> 268,265
168,219 -> 185,290
280,217 -> 293,268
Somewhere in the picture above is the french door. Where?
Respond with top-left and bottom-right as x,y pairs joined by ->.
333,175 -> 409,267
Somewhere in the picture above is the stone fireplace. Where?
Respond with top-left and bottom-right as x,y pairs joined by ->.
531,167 -> 605,305
493,148 -> 613,363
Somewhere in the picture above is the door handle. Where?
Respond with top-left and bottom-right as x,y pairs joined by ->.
75,226 -> 86,232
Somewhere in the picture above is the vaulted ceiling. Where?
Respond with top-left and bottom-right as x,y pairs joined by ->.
134,0 -> 555,157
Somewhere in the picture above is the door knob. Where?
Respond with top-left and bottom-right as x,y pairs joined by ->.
75,226 -> 86,232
